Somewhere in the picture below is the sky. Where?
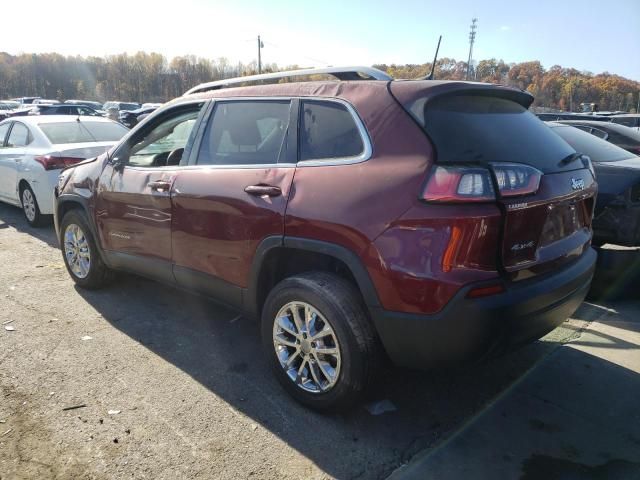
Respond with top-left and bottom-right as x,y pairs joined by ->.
2,0 -> 640,80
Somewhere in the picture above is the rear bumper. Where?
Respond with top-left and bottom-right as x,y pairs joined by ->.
371,248 -> 597,369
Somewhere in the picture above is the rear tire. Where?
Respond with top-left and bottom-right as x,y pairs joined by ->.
261,272 -> 381,412
60,210 -> 113,289
21,184 -> 47,227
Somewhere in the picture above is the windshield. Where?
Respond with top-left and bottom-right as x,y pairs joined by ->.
39,121 -> 128,144
550,125 -> 636,163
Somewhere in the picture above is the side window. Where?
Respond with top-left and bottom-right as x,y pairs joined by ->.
0,123 -> 10,147
7,123 -> 30,147
197,101 -> 291,166
612,117 -> 635,128
123,103 -> 205,168
299,100 -> 365,161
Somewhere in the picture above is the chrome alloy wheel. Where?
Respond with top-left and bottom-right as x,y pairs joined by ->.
64,224 -> 91,279
22,188 -> 36,222
273,301 -> 342,393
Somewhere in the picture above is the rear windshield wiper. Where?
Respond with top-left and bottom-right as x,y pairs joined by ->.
559,152 -> 584,167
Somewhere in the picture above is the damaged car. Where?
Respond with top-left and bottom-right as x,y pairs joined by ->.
548,122 -> 640,246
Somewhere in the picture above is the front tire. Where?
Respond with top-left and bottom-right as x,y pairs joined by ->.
21,184 -> 46,227
261,272 -> 381,412
60,210 -> 113,289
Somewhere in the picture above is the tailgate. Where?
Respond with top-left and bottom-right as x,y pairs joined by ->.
500,168 -> 596,280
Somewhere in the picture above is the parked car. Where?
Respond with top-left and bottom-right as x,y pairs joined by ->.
119,106 -> 159,128
54,67 -> 597,411
0,101 -> 20,121
64,100 -> 104,111
102,101 -> 140,113
10,97 -> 40,105
536,112 -> 611,122
32,99 -> 60,105
29,104 -> 102,117
0,116 -> 128,226
611,114 -> 640,132
557,120 -> 640,156
548,122 -> 640,246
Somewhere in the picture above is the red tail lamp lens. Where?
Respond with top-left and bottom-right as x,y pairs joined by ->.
422,166 -> 495,202
35,155 -> 84,170
491,163 -> 542,198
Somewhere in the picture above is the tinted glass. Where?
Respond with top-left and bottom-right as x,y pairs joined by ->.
300,101 -> 364,161
7,123 -> 30,147
0,123 -> 10,146
198,101 -> 290,165
551,125 -> 634,163
420,95 -> 576,173
40,121 -> 128,144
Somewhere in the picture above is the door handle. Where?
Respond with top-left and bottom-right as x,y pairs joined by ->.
244,185 -> 282,197
148,180 -> 172,192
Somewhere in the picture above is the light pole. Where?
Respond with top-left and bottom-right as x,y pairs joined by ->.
257,35 -> 264,74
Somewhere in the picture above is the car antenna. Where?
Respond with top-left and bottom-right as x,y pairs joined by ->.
423,35 -> 442,80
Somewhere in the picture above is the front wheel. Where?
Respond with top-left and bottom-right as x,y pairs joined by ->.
261,272 -> 381,412
60,210 -> 113,289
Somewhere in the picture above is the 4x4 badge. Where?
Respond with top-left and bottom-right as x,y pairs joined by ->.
571,178 -> 585,191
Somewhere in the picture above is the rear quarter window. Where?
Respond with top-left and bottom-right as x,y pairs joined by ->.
417,95 -> 576,173
299,100 -> 365,161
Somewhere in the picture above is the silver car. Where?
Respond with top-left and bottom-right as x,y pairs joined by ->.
0,116 -> 128,226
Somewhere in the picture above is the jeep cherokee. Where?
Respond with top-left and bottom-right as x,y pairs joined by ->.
54,67 -> 597,411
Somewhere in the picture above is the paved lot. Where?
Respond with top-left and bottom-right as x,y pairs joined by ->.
0,202 -> 637,480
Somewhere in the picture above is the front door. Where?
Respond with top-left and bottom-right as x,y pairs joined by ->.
95,101 -> 207,283
170,99 -> 298,308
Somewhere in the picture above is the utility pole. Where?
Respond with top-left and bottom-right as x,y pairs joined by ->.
466,18 -> 477,81
257,35 -> 264,74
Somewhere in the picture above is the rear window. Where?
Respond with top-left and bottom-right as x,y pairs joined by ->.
416,95 -> 575,173
550,125 -> 635,163
39,121 -> 128,144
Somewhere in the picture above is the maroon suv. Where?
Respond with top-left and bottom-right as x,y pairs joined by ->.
54,67 -> 597,411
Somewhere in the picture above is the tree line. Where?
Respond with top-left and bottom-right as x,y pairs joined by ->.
0,51 -> 638,112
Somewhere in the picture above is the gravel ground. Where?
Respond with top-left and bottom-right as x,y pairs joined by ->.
0,202 -> 615,480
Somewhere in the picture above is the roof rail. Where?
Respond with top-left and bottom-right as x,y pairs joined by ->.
183,66 -> 392,96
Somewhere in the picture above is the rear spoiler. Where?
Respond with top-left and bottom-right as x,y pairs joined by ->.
390,80 -> 534,111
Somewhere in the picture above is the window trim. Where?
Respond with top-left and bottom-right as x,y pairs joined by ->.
192,97 -> 298,168
111,99 -> 209,169
296,98 -> 372,168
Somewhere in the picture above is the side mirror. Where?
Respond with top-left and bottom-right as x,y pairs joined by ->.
109,155 -> 126,171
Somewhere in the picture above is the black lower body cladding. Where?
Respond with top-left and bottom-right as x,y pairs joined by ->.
371,248 -> 597,369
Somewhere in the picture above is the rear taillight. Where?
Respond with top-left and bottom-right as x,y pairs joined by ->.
491,163 -> 542,198
422,166 -> 495,202
35,155 -> 84,170
422,163 -> 544,203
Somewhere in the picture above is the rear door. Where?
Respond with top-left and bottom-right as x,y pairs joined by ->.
170,98 -> 297,306
95,101 -> 207,283
402,91 -> 597,280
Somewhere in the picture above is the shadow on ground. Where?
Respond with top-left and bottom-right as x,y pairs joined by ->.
0,203 -> 58,248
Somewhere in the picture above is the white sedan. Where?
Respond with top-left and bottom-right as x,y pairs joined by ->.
0,116 -> 128,226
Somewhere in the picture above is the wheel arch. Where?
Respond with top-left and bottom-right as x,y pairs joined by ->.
56,195 -> 106,262
245,236 -> 381,320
